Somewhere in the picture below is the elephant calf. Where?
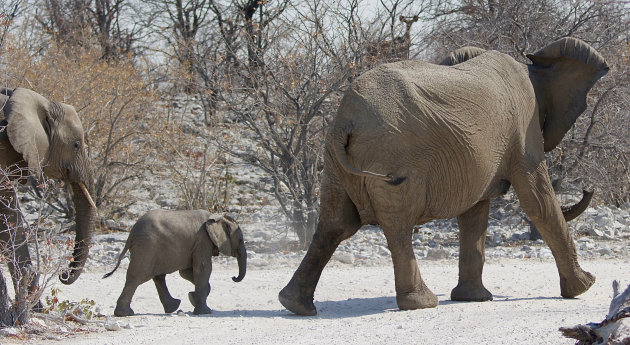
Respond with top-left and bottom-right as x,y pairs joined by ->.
104,210 -> 247,316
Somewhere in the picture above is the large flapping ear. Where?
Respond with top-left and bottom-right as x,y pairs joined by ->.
205,217 -> 232,256
4,88 -> 53,175
439,46 -> 486,66
526,37 -> 609,152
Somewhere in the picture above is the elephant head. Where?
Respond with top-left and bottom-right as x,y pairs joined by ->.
527,38 -> 609,152
3,87 -> 97,285
205,215 -> 247,282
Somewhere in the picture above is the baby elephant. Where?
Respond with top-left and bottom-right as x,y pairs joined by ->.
104,210 -> 247,316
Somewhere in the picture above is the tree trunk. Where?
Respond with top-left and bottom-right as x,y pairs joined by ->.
0,270 -> 16,327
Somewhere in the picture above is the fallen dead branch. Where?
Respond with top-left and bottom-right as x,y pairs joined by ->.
560,280 -> 630,345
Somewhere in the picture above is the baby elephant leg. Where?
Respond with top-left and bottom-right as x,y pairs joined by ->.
179,268 -> 200,308
115,277 -> 142,317
191,261 -> 212,315
153,274 -> 181,313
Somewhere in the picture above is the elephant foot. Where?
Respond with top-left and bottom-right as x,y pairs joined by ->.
278,285 -> 317,316
396,285 -> 438,310
114,305 -> 135,317
560,269 -> 595,298
162,298 -> 181,314
193,305 -> 212,315
450,282 -> 493,302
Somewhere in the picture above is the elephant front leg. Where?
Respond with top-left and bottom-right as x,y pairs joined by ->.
382,222 -> 438,310
451,200 -> 493,302
191,261 -> 212,315
512,160 -> 594,298
153,274 -> 181,314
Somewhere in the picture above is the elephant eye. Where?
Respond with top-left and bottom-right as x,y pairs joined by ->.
73,141 -> 81,149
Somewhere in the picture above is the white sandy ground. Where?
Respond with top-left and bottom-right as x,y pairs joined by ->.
10,257 -> 629,345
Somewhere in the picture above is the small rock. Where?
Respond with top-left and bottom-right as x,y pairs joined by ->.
121,322 -> 134,329
0,327 -> 19,336
103,219 -> 122,230
378,246 -> 390,256
30,317 -> 47,328
588,227 -> 604,237
519,232 -> 532,240
334,252 -> 355,264
598,247 -> 613,256
492,232 -> 504,246
594,215 -> 612,227
426,247 -> 450,260
603,229 -> 616,239
104,317 -> 121,331
249,258 -> 269,267
521,245 -> 532,252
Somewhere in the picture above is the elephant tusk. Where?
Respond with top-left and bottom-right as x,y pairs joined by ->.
78,182 -> 97,210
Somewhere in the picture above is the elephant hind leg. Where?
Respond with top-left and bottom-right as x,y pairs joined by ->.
114,279 -> 141,317
380,218 -> 438,310
279,178 -> 362,316
153,274 -> 181,314
451,200 -> 493,302
114,268 -> 151,316
511,160 -> 594,298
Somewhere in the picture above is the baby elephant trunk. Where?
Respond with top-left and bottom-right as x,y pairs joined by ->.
232,244 -> 247,282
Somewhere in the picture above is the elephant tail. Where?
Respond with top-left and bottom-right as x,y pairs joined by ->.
102,241 -> 131,279
331,130 -> 405,186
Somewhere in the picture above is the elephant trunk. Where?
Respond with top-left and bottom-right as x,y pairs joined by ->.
59,181 -> 97,285
232,243 -> 247,282
561,190 -> 594,222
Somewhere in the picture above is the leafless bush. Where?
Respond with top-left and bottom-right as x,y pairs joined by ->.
35,0 -> 138,60
155,121 -> 233,211
0,164 -> 76,327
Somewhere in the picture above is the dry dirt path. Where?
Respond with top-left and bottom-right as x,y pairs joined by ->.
18,258 -> 628,345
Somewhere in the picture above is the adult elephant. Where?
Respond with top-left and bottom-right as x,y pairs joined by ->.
279,37 -> 608,316
0,87 -> 97,293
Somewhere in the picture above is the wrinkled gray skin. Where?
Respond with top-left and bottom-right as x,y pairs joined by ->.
0,88 -> 97,301
279,38 -> 609,316
104,210 -> 247,316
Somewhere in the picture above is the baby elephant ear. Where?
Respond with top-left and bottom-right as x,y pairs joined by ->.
205,218 -> 232,256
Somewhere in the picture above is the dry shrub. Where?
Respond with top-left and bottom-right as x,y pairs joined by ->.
155,106 -> 232,211
2,36 -> 160,217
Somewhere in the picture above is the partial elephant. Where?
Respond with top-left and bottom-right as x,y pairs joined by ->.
0,87 -> 97,299
104,210 -> 247,316
438,46 -> 487,66
279,37 -> 608,316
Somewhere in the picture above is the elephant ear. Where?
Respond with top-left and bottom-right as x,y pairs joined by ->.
526,37 -> 609,152
439,46 -> 486,66
205,216 -> 232,256
0,88 -> 12,121
4,88 -> 53,176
